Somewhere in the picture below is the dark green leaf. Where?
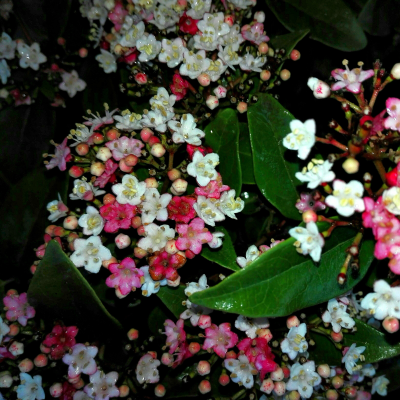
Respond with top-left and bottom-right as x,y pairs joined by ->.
309,331 -> 341,365
190,228 -> 375,317
28,241 -> 124,337
248,93 -> 300,220
201,227 -> 240,272
156,285 -> 187,319
265,0 -> 367,51
241,192 -> 261,215
343,319 -> 400,363
239,123 -> 256,185
39,80 -> 56,101
204,109 -> 242,194
148,306 -> 170,335
14,0 -> 47,43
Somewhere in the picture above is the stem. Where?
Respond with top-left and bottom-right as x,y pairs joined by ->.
316,137 -> 348,152
231,388 -> 247,400
168,150 -> 175,171
330,94 -> 362,113
373,160 -> 387,184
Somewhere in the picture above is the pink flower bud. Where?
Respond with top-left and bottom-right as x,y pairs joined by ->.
145,178 -> 158,188
119,158 -> 133,173
148,135 -> 160,146
197,360 -> 211,376
115,287 -> 129,299
213,85 -> 227,99
151,143 -> 166,158
63,216 -> 78,230
342,157 -> 359,174
167,168 -> 181,181
165,240 -> 178,254
131,216 -> 142,229
391,63 -> 400,79
307,77 -> 331,99
69,165 -> 84,178
280,69 -> 291,81
198,315 -> 212,329
96,147 -> 112,162
140,128 -> 154,142
106,129 -> 120,141
125,154 -> 138,167
237,102 -> 248,114
254,11 -> 265,22
261,378 -> 274,394
49,383 -> 63,398
286,315 -> 301,328
383,316 -> 400,333
73,378 -> 84,389
225,350 -> 237,359
90,162 -> 105,176
134,247 -> 147,258
302,210 -> 318,223
155,384 -> 166,397
224,15 -> 234,26
198,380 -> 211,394
161,352 -> 174,365
206,95 -> 219,110
79,48 -> 88,58
102,257 -> 117,269
257,328 -> 273,342
9,341 -> 24,356
137,225 -> 146,236
68,375 -> 81,385
326,389 -> 339,400
135,73 -> 147,85
197,73 -> 211,86
258,42 -> 269,54
57,37 -> 66,46
18,358 -> 34,372
115,233 -> 131,249
188,342 -> 201,354
45,225 -> 56,236
0,373 -> 12,388
332,376 -> 344,389
273,381 -> 286,396
40,343 -> 51,354
290,49 -> 301,61
330,330 -> 343,342
119,385 -> 129,398
219,373 -> 230,386
167,276 -> 181,287
76,143 -> 89,156
171,179 -> 188,195
344,387 -> 357,399
103,193 -> 116,205
34,354 -> 48,367
271,367 -> 284,381
260,70 -> 271,81
91,133 -> 104,144
53,226 -> 66,237
8,324 -> 19,336
127,328 -> 139,340
317,364 -> 331,378
282,366 -> 290,378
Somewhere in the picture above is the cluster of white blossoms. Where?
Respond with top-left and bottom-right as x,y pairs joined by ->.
322,299 -> 355,333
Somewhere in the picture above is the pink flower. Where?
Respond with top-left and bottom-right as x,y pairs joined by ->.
179,13 -> 199,35
108,0 -> 128,31
167,196 -> 196,223
10,88 -> 32,106
386,163 -> 400,187
170,74 -> 190,101
118,49 -> 138,65
186,144 -> 213,160
148,250 -> 186,281
384,97 -> 400,131
3,292 -> 35,326
259,240 -> 283,253
331,61 -> 374,94
61,382 -> 76,400
164,319 -> 186,354
195,173 -> 230,199
241,23 -> 269,45
100,202 -> 137,233
106,258 -> 144,296
45,138 -> 72,171
172,340 -> 193,368
176,218 -> 213,255
203,323 -> 238,358
42,325 -> 78,360
94,159 -> 118,188
295,192 -> 326,213
0,346 -> 15,360
105,137 -> 144,161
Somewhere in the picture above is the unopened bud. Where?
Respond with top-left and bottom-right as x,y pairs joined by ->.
76,143 -> 89,156
286,315 -> 301,328
119,158 -> 133,173
8,324 -> 19,336
115,233 -> 131,249
214,85 -> 227,99
91,162 -> 105,177
330,330 -> 343,342
127,328 -> 139,340
171,179 -> 188,195
134,73 -> 147,85
383,316 -> 400,333
258,42 -> 268,54
167,168 -> 181,181
224,15 -> 234,26
96,147 -> 112,162
254,11 -> 265,23
271,367 -> 284,381
134,246 -> 147,258
206,95 -> 219,110
119,385 -> 129,398
290,49 -> 301,61
257,328 -> 273,342
344,386 -> 357,399
332,376 -> 344,389
9,341 -> 24,356
198,315 -> 212,329
69,165 -> 84,178
237,101 -> 248,114
155,384 -> 166,397
165,240 -> 178,254
280,69 -> 291,81
145,177 -> 158,188
260,70 -> 271,81
197,73 -> 211,86
131,216 -> 142,229
260,378 -> 274,394
273,381 -> 286,396
102,257 -> 117,269
91,133 -> 104,144
79,48 -> 88,58
198,380 -> 211,394
34,354 -> 48,367
288,390 -> 301,400
219,373 -> 230,386
302,210 -> 317,223
63,216 -> 78,230
151,143 -> 166,158
106,128 -> 120,141
103,193 -> 116,205
49,383 -> 63,397
342,157 -> 359,174
326,389 -> 339,400
148,135 -> 160,146
0,373 -> 12,388
124,154 -> 138,167
307,77 -> 331,99
197,360 -> 211,376
391,63 -> 400,79
19,358 -> 34,372
225,350 -> 237,359
57,37 -> 66,46
161,353 -> 174,365
317,364 -> 331,378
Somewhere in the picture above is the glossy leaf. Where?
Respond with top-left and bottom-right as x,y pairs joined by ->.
201,227 -> 240,272
204,109 -> 242,194
156,285 -> 187,319
248,93 -> 300,220
266,0 -> 367,51
28,241 -> 123,336
238,123 -> 256,185
190,228 -> 375,317
241,191 -> 261,215
308,331 -> 341,365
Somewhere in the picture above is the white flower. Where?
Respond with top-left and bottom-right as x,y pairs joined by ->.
180,49 -> 210,80
382,186 -> 400,215
194,13 -> 230,51
59,70 -> 87,98
0,59 -> 10,84
325,179 -> 365,217
70,236 -> 112,273
95,49 -> 117,73
283,119 -> 316,160
372,375 -> 389,396
220,24 -> 244,50
218,45 -> 242,70
78,206 -> 104,236
0,316 -> 10,343
138,223 -> 175,252
141,188 -> 172,224
62,343 -> 98,377
280,323 -> 308,360
0,0 -> 13,20
137,34 -> 161,62
83,106 -> 117,130
112,175 -> 146,206
295,159 -> 335,189
136,353 -> 161,384
119,21 -> 145,47
286,361 -> 321,398
289,221 -> 324,262
342,343 -> 366,375
227,0 -> 253,9
205,59 -> 227,81
47,194 -> 68,222
70,124 -> 93,146
224,355 -> 256,388
236,245 -> 260,268
87,0 -> 108,24
194,196 -> 225,227
69,179 -> 105,200
180,299 -> 213,326
322,299 -> 355,333
168,114 -> 205,146
187,0 -> 211,19
17,373 -> 45,400
239,53 -> 267,73
150,5 -> 179,30
158,38 -> 185,68
84,371 -> 119,400
187,151 -> 219,186
17,42 -> 47,70
361,280 -> 400,320
208,231 -> 224,248
141,109 -> 171,133
150,87 -> 176,114
357,364 -> 376,382
140,266 -> 167,297
185,274 -> 208,296
234,315 -> 269,339
0,33 -> 15,60
114,111 -> 143,131
219,189 -> 244,219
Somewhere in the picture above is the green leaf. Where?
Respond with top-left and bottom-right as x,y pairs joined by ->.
148,306 -> 170,335
190,228 -> 375,317
238,123 -> 256,185
156,285 -> 187,319
308,331 -> 341,365
248,93 -> 300,220
28,241 -> 124,337
343,319 -> 400,363
241,191 -> 261,215
39,80 -> 56,101
265,0 -> 367,51
201,227 -> 240,272
204,109 -> 242,194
